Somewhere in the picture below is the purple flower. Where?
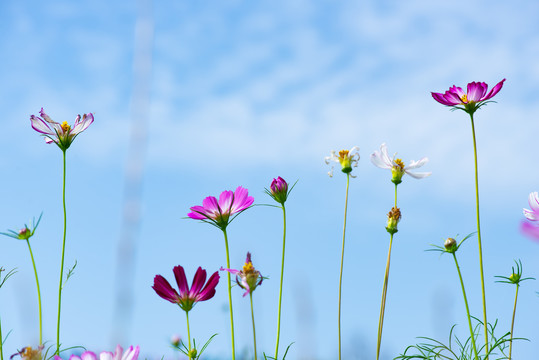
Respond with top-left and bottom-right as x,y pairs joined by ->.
266,176 -> 290,205
152,265 -> 219,312
30,107 -> 93,151
53,345 -> 139,360
521,192 -> 539,240
431,79 -> 505,115
221,252 -> 263,297
188,186 -> 254,230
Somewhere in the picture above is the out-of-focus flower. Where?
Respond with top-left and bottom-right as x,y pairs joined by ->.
521,192 -> 539,240
1,214 -> 42,241
30,108 -> 94,151
324,147 -> 360,177
371,143 -> 431,185
153,265 -> 219,312
431,79 -> 505,115
221,252 -> 263,297
266,176 -> 293,205
385,207 -> 401,235
53,345 -> 140,360
12,346 -> 43,360
171,334 -> 181,347
188,186 -> 254,231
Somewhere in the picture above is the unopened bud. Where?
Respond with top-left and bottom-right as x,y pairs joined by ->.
509,273 -> 521,284
188,348 -> 197,359
170,334 -> 181,347
444,238 -> 457,252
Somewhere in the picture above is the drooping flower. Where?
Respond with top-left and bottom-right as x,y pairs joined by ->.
324,146 -> 360,177
30,108 -> 94,151
521,192 -> 539,240
221,252 -> 263,297
53,345 -> 140,360
265,176 -> 295,205
371,143 -> 431,185
431,79 -> 505,115
152,265 -> 219,312
188,186 -> 254,231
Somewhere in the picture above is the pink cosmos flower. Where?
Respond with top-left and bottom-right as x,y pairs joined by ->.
188,186 -> 254,230
521,192 -> 539,240
431,79 -> 505,115
53,345 -> 139,360
30,107 -> 94,151
221,252 -> 263,297
152,265 -> 219,312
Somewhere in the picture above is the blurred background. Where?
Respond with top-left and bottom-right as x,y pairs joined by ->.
1,0 -> 538,359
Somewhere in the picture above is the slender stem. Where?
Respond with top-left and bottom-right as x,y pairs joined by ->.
376,233 -> 393,360
470,115 -> 488,356
223,229 -> 236,360
337,173 -> 350,360
184,311 -> 191,352
509,285 -> 519,360
0,316 -> 3,360
394,183 -> 397,206
274,205 -> 287,360
26,240 -> 43,345
452,253 -> 479,360
250,293 -> 258,360
56,149 -> 67,355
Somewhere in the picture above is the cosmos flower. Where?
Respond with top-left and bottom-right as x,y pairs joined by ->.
521,192 -> 539,240
221,252 -> 263,297
431,79 -> 505,115
324,146 -> 360,177
188,186 -> 254,230
152,265 -> 219,312
370,143 -> 431,184
53,345 -> 140,360
265,176 -> 293,205
30,108 -> 94,151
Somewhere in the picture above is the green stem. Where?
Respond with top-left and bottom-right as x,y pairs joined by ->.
0,317 -> 3,360
250,293 -> 258,360
56,149 -> 67,355
223,229 -> 236,360
185,311 -> 192,352
274,205 -> 287,360
376,233 -> 393,360
337,173 -> 350,360
452,253 -> 479,360
26,240 -> 43,345
470,115 -> 488,356
509,285 -> 519,360
394,183 -> 397,206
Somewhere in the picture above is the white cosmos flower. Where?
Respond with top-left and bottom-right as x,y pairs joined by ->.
324,146 -> 360,178
370,143 -> 431,184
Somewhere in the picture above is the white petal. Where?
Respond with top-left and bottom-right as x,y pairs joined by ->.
370,144 -> 392,169
99,352 -> 113,360
523,208 -> 539,221
528,192 -> 539,213
379,143 -> 393,165
406,157 -> 429,170
405,170 -> 432,179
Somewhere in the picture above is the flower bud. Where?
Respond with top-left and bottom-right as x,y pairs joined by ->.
509,273 -> 521,284
269,176 -> 289,204
170,334 -> 181,347
18,227 -> 32,240
444,238 -> 457,253
188,348 -> 197,359
385,207 -> 401,235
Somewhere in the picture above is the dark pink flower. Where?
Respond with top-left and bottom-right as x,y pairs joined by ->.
521,192 -> 539,241
221,252 -> 263,297
188,186 -> 254,230
152,265 -> 219,312
30,108 -> 93,151
431,79 -> 505,115
53,345 -> 140,360
266,176 -> 290,205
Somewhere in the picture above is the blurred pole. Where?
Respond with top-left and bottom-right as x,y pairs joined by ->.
111,0 -> 153,345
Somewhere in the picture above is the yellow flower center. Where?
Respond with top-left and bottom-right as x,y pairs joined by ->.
243,261 -> 255,274
460,94 -> 468,103
61,121 -> 71,133
394,158 -> 404,171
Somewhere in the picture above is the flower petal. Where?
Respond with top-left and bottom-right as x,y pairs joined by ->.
30,115 -> 55,136
152,275 -> 180,303
529,192 -> 539,213
405,157 -> 429,170
121,346 -> 139,360
99,352 -> 113,360
467,82 -> 487,102
220,267 -> 241,275
431,92 -> 455,106
405,170 -> 432,179
218,190 -> 234,214
442,90 -> 462,105
230,186 -> 254,214
71,113 -> 94,136
189,267 -> 207,298
521,221 -> 539,240
370,143 -> 392,169
482,79 -> 506,101
197,271 -> 219,301
173,265 -> 189,296
80,352 -> 98,360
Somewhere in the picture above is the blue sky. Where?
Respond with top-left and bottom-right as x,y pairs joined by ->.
1,1 -> 539,359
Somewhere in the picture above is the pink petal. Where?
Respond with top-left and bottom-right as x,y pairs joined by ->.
71,113 -> 94,136
467,82 -> 487,102
189,267 -> 207,298
442,90 -> 462,105
432,92 -> 454,106
173,265 -> 189,296
99,352 -> 113,360
220,267 -> 240,275
521,221 -> 539,241
152,275 -> 180,303
112,345 -> 123,360
80,352 -> 98,360
39,108 -> 54,123
218,190 -> 234,214
528,192 -> 539,213
187,206 -> 209,220
482,78 -> 506,101
121,346 -> 139,360
449,86 -> 465,98
197,271 -> 219,301
30,115 -> 55,136
69,356 -> 82,360
202,196 -> 221,217
230,186 -> 254,214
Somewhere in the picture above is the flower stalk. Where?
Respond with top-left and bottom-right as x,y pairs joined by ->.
222,229 -> 236,360
274,204 -> 286,359
56,149 -> 67,354
337,173 -> 350,360
26,239 -> 43,345
250,292 -> 258,360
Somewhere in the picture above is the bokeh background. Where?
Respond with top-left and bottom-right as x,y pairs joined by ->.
1,1 -> 538,359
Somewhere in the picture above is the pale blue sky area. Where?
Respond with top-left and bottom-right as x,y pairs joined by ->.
1,1 -> 539,359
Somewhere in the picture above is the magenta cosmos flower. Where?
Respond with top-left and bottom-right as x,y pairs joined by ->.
221,252 -> 263,297
188,186 -> 254,230
54,345 -> 140,360
265,176 -> 291,205
153,265 -> 219,312
521,192 -> 539,240
431,79 -> 505,115
30,107 -> 94,151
